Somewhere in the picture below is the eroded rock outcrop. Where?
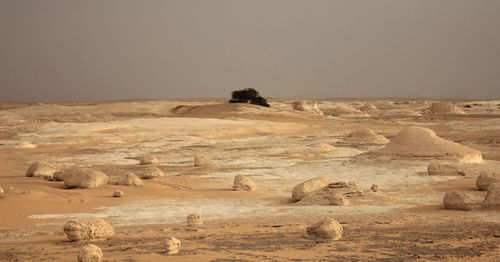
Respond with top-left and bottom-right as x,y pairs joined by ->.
292,177 -> 332,202
337,128 -> 389,145
292,101 -> 324,115
64,218 -> 115,241
430,102 -> 465,114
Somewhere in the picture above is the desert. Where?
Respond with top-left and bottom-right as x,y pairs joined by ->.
0,98 -> 499,261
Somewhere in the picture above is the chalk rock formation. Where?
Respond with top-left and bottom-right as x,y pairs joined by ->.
292,101 -> 324,115
292,177 -> 332,202
164,236 -> 181,255
338,128 -> 390,145
186,214 -> 203,227
306,217 -> 343,240
141,167 -> 164,179
113,190 -> 123,197
359,102 -> 377,111
116,172 -> 143,186
62,168 -> 109,189
139,154 -> 159,165
77,244 -> 103,262
427,163 -> 465,176
476,172 -> 500,191
482,183 -> 500,208
309,143 -> 337,152
233,175 -> 257,191
194,155 -> 217,167
299,181 -> 362,205
443,190 -> 473,211
26,161 -> 59,179
376,127 -> 483,163
64,218 -> 115,241
430,102 -> 465,114
324,106 -> 367,117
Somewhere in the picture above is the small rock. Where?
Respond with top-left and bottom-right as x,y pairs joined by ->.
139,154 -> 159,165
22,190 -> 31,195
8,186 -> 14,191
292,177 -> 332,202
141,166 -> 164,179
186,214 -> 203,227
476,172 -> 500,191
194,155 -> 217,167
232,175 -> 257,191
64,218 -> 115,241
113,190 -> 124,198
306,217 -> 343,240
370,184 -> 379,192
0,187 -> 4,194
77,244 -> 103,262
116,172 -> 143,186
443,190 -> 473,211
164,236 -> 181,255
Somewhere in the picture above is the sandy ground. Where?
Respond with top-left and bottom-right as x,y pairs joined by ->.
0,98 -> 499,261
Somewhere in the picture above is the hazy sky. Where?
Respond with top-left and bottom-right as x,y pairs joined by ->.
1,0 -> 499,101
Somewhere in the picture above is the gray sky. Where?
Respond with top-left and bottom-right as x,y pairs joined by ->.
1,0 -> 499,101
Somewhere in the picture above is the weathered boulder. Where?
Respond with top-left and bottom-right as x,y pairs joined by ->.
194,155 -> 217,167
77,244 -> 103,262
476,172 -> 500,191
64,218 -> 115,241
427,163 -> 465,176
26,161 -> 59,179
141,167 -> 164,179
482,183 -> 500,208
306,217 -> 343,240
113,190 -> 123,198
233,175 -> 257,191
62,168 -> 109,189
292,177 -> 332,202
139,154 -> 159,165
116,172 -> 143,186
164,236 -> 181,255
186,214 -> 203,227
443,190 -> 473,211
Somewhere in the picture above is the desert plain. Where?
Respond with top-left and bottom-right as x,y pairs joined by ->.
0,98 -> 499,261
